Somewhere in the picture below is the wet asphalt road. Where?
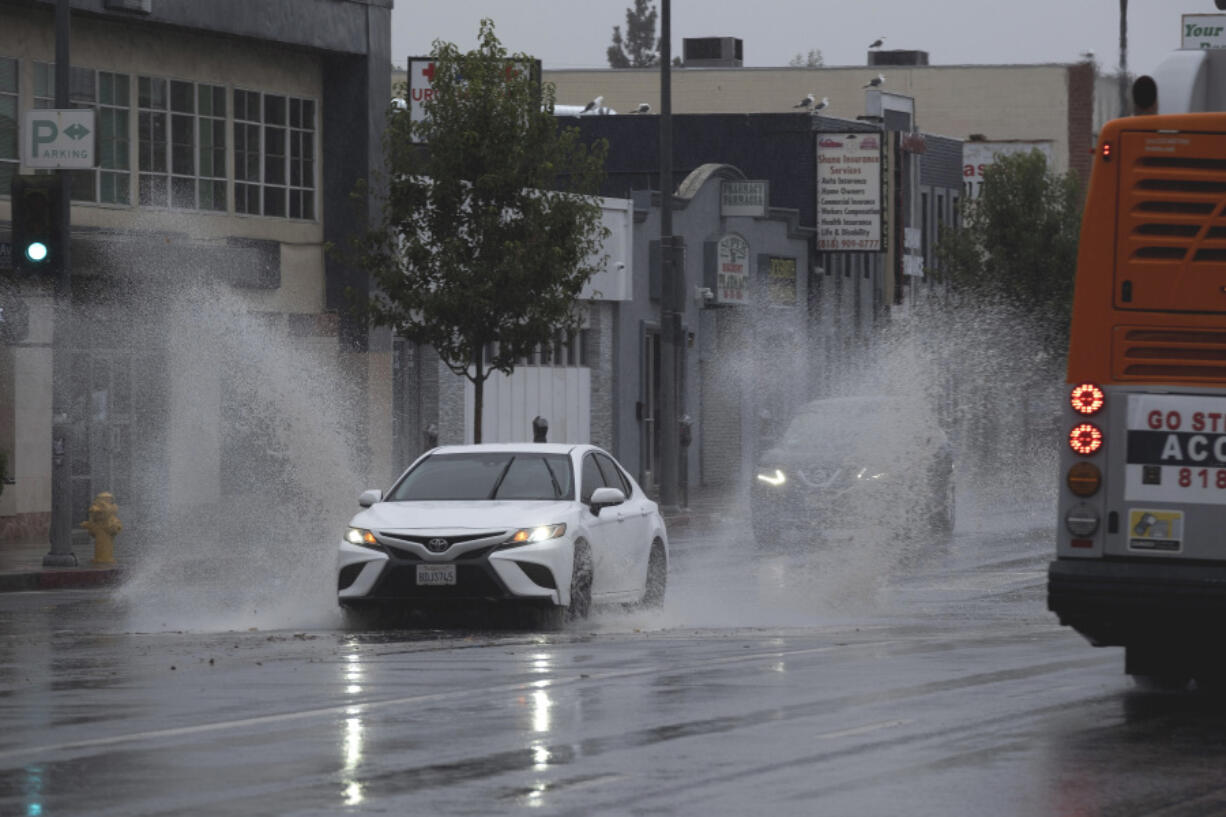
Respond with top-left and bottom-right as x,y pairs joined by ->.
3,506 -> 1226,816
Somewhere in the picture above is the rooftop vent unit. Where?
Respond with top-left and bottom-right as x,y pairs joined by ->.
869,50 -> 929,67
683,37 -> 743,68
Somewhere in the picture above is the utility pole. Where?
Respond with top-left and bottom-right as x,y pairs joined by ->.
1118,0 -> 1129,116
657,0 -> 681,512
45,0 -> 76,567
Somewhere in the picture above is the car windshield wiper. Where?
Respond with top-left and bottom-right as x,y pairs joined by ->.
542,459 -> 563,498
488,456 -> 516,499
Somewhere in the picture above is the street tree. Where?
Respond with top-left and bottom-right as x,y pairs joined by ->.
935,149 -> 1083,358
607,0 -> 659,68
788,49 -> 824,68
358,19 -> 609,442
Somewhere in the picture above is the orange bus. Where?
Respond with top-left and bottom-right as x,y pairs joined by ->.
1047,97 -> 1226,688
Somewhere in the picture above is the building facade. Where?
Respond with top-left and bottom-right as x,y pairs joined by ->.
0,0 -> 391,548
544,59 -> 1095,188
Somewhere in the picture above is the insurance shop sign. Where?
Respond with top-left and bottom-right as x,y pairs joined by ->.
817,133 -> 883,251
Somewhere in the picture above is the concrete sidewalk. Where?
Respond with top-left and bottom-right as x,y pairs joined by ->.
0,484 -> 741,593
0,541 -> 124,592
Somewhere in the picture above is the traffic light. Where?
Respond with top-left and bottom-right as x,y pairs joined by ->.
10,174 -> 67,277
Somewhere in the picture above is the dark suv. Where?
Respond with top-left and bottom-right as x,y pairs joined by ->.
750,396 -> 954,546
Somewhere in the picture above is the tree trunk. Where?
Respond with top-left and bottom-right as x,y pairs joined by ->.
472,344 -> 484,444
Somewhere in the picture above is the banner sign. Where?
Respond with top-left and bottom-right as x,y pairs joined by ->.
405,56 -> 541,131
1183,15 -> 1226,50
765,256 -> 797,305
817,133 -> 883,252
715,234 -> 749,305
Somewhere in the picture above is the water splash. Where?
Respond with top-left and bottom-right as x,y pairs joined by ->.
115,281 -> 365,632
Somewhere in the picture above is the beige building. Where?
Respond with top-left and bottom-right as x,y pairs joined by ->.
542,60 -> 1096,185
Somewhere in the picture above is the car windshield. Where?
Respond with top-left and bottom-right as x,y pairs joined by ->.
386,452 -> 574,501
778,399 -> 920,459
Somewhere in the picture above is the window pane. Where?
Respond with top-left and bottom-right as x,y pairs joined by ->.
139,76 -> 166,109
0,57 -> 15,93
264,95 -> 285,125
69,66 -> 95,103
264,127 -> 284,184
171,176 -> 195,209
170,80 -> 193,113
263,186 -> 285,217
171,113 -> 193,175
139,174 -> 167,207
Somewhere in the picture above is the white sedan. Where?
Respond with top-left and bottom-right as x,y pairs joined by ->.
338,443 -> 668,621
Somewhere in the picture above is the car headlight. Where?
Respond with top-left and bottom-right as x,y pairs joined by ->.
756,468 -> 787,487
345,527 -> 380,549
502,523 -> 567,548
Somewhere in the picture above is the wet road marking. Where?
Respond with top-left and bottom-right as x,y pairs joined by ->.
815,719 -> 912,740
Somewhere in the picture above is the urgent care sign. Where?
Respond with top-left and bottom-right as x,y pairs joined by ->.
405,56 -> 541,126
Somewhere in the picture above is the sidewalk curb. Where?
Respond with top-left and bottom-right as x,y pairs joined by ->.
0,566 -> 125,593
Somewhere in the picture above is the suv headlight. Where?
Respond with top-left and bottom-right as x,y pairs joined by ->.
756,468 -> 787,487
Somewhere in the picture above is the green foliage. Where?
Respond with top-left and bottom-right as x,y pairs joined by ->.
935,149 -> 1083,357
359,19 -> 609,441
608,0 -> 659,68
788,49 -> 824,68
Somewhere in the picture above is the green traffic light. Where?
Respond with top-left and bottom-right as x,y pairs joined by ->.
25,242 -> 49,263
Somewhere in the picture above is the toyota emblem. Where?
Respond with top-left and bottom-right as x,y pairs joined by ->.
426,537 -> 450,553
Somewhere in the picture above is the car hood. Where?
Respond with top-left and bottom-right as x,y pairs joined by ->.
350,500 -> 578,533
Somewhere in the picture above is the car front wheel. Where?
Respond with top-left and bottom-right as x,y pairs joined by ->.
641,541 -> 667,608
565,540 -> 593,622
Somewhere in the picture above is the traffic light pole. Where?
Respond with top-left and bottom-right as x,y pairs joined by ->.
656,0 -> 681,514
44,0 -> 76,567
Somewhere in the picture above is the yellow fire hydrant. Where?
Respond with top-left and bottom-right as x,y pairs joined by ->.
82,492 -> 122,566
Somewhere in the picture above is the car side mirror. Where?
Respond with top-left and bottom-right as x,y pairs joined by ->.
358,488 -> 383,508
589,486 -> 626,515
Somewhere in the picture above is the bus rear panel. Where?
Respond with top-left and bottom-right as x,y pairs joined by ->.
1048,113 -> 1226,683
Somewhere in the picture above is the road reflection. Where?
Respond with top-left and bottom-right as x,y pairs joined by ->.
340,650 -> 366,806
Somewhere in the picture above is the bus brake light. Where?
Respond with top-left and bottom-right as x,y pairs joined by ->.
1070,383 -> 1105,415
1069,423 -> 1103,455
1102,142 -> 1113,161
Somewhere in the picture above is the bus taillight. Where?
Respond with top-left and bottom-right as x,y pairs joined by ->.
1070,383 -> 1104,415
1069,423 -> 1103,455
1102,142 -> 1113,161
1067,461 -> 1102,496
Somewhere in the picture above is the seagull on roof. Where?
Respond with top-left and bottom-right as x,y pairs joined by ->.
813,96 -> 829,112
581,95 -> 604,114
793,93 -> 816,110
864,73 -> 885,89
634,102 -> 652,114
868,37 -> 885,49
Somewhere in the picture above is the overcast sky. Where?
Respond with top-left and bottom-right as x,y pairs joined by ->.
391,2 -> 1197,79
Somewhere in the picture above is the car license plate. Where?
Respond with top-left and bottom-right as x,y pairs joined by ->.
416,564 -> 456,586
